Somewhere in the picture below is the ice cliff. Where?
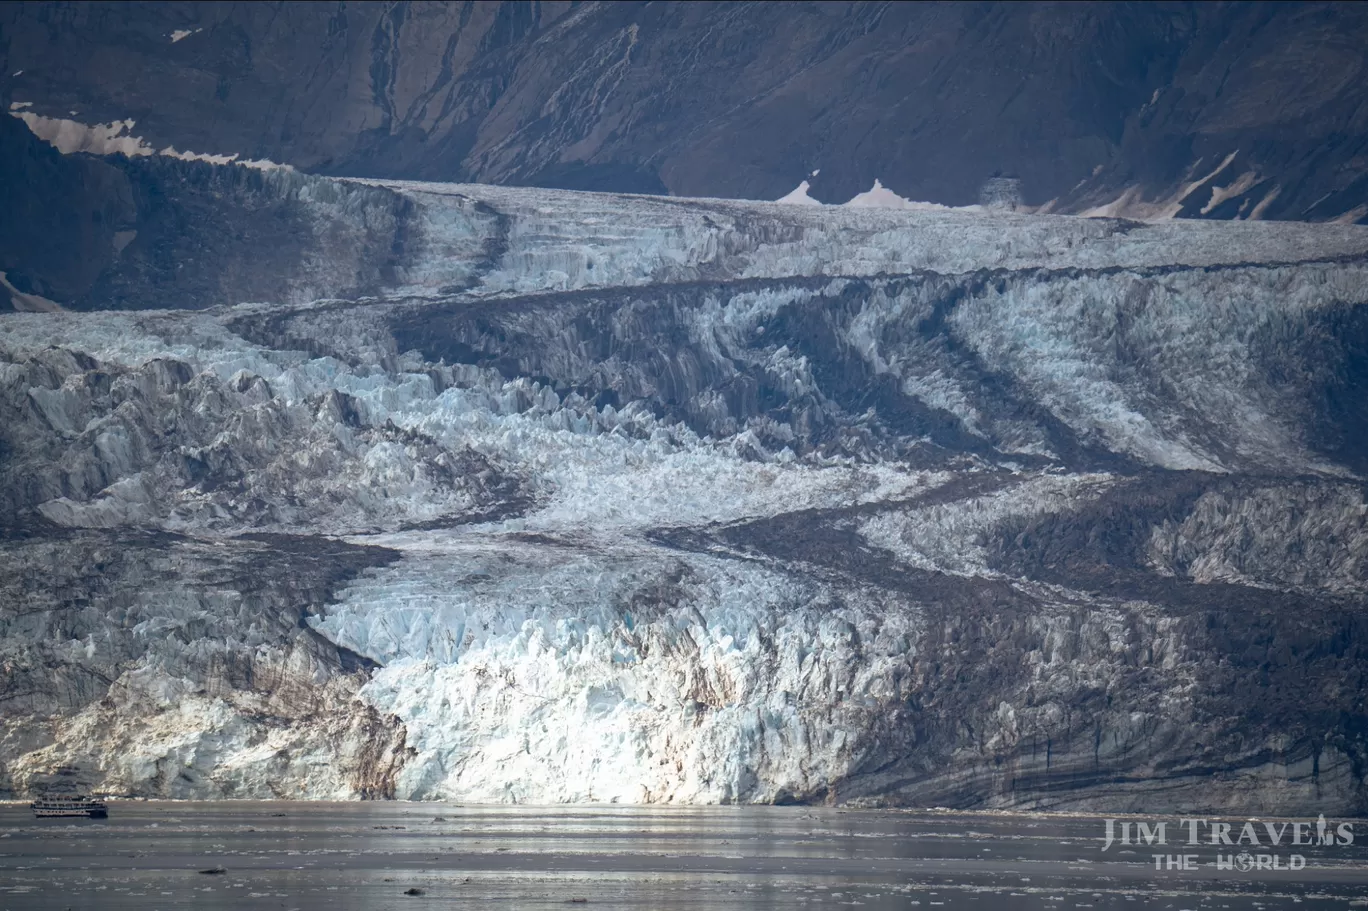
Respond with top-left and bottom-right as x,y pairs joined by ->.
2,173 -> 1367,813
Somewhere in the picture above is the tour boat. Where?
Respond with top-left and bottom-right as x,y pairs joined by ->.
29,796 -> 108,818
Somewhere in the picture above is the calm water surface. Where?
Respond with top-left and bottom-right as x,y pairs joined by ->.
1,802 -> 1365,910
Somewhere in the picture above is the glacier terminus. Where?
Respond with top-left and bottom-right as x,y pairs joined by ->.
2,170 -> 1367,816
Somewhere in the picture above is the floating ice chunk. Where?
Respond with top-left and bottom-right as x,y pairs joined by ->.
170,28 -> 202,43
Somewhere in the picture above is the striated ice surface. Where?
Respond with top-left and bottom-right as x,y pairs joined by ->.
352,178 -> 1368,299
860,473 -> 1114,577
3,176 -> 1367,810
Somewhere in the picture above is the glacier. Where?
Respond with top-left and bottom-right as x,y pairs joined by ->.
2,171 -> 1367,813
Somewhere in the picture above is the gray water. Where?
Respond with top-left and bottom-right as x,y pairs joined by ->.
1,802 -> 1365,910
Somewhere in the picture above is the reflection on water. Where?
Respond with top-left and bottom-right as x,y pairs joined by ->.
0,802 -> 1365,909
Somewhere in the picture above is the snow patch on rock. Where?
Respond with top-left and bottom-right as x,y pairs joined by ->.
11,111 -> 292,170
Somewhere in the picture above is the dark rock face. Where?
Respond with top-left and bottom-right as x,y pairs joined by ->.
0,111 -> 135,308
2,1 -> 1365,221
0,110 -> 425,311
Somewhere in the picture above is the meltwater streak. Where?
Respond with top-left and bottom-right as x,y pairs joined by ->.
1,803 -> 1365,910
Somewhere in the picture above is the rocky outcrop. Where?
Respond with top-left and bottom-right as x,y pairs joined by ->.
1,2 -> 1365,221
0,111 -> 135,309
0,109 -> 432,311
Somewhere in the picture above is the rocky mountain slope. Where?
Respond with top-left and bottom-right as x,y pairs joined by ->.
2,1 -> 1366,221
1,164 -> 1366,811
